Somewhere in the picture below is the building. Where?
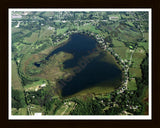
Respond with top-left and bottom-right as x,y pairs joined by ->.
109,16 -> 119,21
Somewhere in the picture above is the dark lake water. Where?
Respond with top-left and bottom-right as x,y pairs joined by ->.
35,34 -> 122,96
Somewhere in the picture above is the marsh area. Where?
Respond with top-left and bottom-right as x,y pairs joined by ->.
34,34 -> 122,96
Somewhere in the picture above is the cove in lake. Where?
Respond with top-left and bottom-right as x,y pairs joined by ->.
35,34 -> 122,96
35,34 -> 97,68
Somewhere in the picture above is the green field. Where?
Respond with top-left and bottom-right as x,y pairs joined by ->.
113,47 -> 131,60
125,21 -> 135,27
12,60 -> 23,90
112,38 -> 132,61
12,108 -> 28,115
144,33 -> 148,41
41,12 -> 55,17
129,48 -> 146,78
38,26 -> 54,41
23,32 -> 39,44
29,104 -> 45,115
76,24 -> 101,34
55,101 -> 75,115
46,103 -> 57,115
117,24 -> 142,43
56,27 -> 68,35
128,78 -> 137,90
129,68 -> 142,78
24,80 -> 46,91
138,42 -> 148,51
112,39 -> 125,47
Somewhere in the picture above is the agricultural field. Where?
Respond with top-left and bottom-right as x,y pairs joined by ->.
76,24 -> 101,34
112,39 -> 132,60
12,108 -> 28,115
38,26 -> 54,40
125,21 -> 135,27
129,48 -> 146,78
55,101 -> 76,115
23,32 -> 39,44
128,78 -> 137,90
29,104 -> 45,115
113,47 -> 131,60
56,27 -> 68,35
138,42 -> 148,51
12,60 -> 23,90
112,39 -> 126,47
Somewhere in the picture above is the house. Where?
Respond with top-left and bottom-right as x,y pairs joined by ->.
34,113 -> 42,116
40,84 -> 46,88
109,16 -> 119,21
12,15 -> 22,19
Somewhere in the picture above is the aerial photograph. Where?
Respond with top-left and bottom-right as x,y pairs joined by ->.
10,9 -> 150,119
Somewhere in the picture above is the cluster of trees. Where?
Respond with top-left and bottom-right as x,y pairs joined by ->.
105,107 -> 122,115
141,54 -> 148,85
105,90 -> 143,115
136,54 -> 148,97
104,36 -> 112,43
12,22 -> 18,27
96,21 -> 109,33
21,21 -> 41,31
12,88 -> 26,109
51,99 -> 63,114
25,86 -> 54,112
70,98 -> 104,115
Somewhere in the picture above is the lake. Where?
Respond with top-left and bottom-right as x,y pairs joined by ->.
35,34 -> 122,96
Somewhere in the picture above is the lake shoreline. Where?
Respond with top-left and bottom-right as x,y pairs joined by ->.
34,32 -> 124,97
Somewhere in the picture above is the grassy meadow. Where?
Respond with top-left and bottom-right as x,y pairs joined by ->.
12,60 -> 23,91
